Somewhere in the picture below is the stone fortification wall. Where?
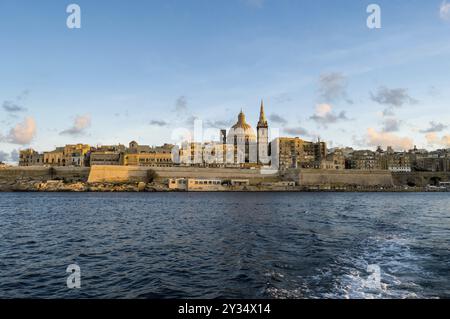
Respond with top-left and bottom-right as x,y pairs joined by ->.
87,165 -> 280,184
292,169 -> 394,187
0,167 -> 90,182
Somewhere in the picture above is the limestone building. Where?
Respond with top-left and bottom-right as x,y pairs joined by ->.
19,149 -> 44,166
88,145 -> 126,166
63,144 -> 91,167
176,100 -> 271,168
43,147 -> 64,166
276,137 -> 327,170
227,109 -> 258,165
123,142 -> 173,167
345,150 -> 380,170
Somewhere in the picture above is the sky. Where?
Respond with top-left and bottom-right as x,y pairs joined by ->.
1,0 -> 450,162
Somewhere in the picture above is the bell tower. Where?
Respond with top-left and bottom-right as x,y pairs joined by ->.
257,100 -> 269,165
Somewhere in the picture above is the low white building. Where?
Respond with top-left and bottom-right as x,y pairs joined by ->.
187,179 -> 225,191
388,165 -> 412,173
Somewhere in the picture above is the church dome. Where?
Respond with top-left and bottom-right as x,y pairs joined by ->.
228,110 -> 256,143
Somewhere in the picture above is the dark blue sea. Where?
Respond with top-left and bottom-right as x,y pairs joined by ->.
0,192 -> 449,299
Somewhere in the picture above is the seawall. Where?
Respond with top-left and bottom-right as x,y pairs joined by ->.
282,169 -> 394,187
392,172 -> 450,187
87,165 -> 280,184
2,166 -> 448,191
0,167 -> 90,182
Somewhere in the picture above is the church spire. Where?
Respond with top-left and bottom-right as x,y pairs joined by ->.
258,99 -> 268,128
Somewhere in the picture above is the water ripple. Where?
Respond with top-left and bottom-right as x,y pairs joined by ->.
0,192 -> 449,299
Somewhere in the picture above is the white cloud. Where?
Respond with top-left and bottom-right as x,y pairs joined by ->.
310,103 -> 349,127
442,135 -> 450,147
440,1 -> 450,20
5,117 -> 37,145
316,103 -> 332,117
60,114 -> 91,136
425,132 -> 450,148
366,128 -> 413,150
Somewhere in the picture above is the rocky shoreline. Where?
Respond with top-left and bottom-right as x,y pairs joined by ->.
0,179 -> 169,192
0,178 -> 444,193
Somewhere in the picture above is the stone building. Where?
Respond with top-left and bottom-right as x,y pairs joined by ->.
63,144 -> 91,167
19,149 -> 44,166
43,148 -> 64,166
127,141 -> 152,154
124,152 -> 172,167
227,110 -> 258,165
345,150 -> 380,170
375,146 -> 411,172
411,148 -> 449,172
176,101 -> 271,168
123,142 -> 173,167
178,141 -> 236,168
90,152 -> 124,166
40,144 -> 91,167
276,137 -> 327,170
88,144 -> 126,166
321,149 -> 345,170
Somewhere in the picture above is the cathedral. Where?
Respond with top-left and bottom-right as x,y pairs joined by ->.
176,100 -> 272,167
226,100 -> 270,166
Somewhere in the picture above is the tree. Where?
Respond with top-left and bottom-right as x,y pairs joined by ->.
146,169 -> 157,183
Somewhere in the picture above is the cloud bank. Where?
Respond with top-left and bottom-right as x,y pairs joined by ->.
425,132 -> 450,148
366,128 -> 413,150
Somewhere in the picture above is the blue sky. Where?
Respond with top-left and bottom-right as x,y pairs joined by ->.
1,0 -> 449,161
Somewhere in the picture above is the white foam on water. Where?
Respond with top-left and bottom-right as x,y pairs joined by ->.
264,233 -> 435,299
322,234 -> 430,299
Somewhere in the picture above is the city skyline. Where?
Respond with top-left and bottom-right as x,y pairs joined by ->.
1,0 -> 450,163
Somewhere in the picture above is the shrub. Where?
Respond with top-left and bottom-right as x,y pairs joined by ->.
146,169 -> 157,183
